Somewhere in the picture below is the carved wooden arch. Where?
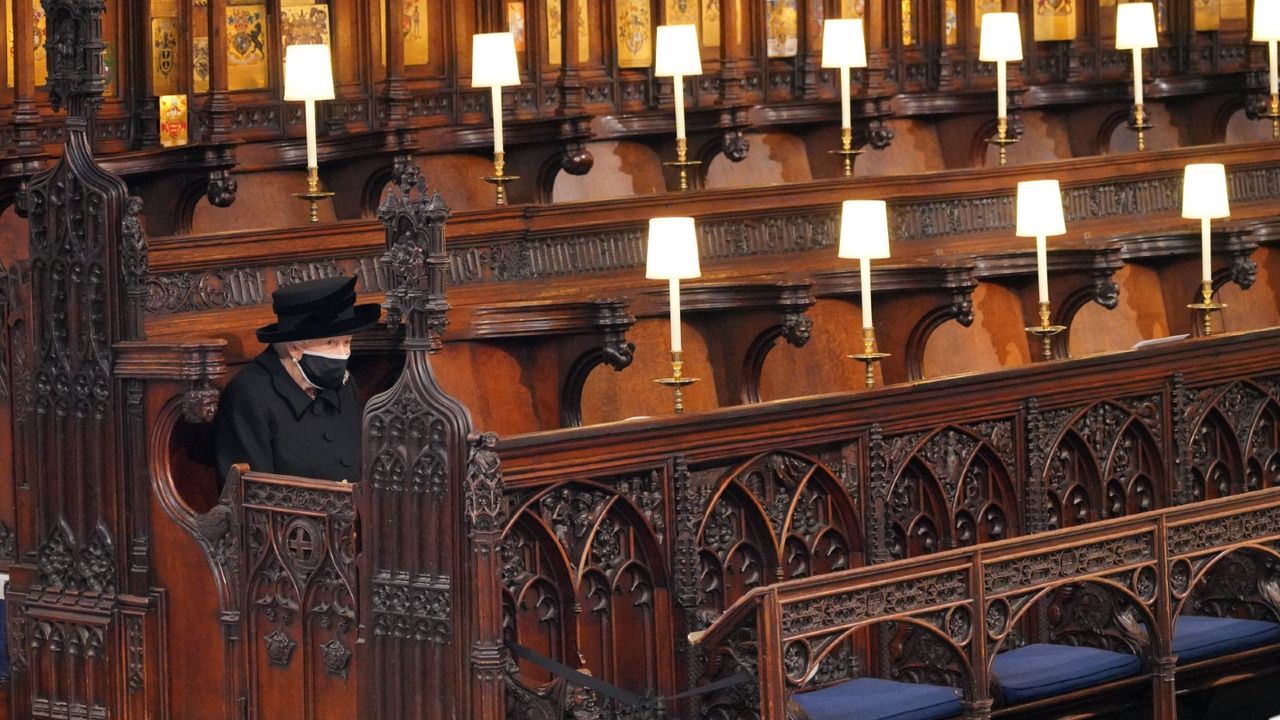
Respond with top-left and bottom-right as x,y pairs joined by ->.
500,511 -> 580,685
1096,108 -> 1134,155
878,426 -> 1018,559
1032,399 -> 1166,528
1170,543 -> 1280,621
559,339 -> 636,428
1245,400 -> 1280,492
1211,95 -> 1249,144
1178,379 -> 1279,500
740,317 -> 812,404
903,296 -> 975,381
172,179 -> 209,236
789,615 -> 975,694
501,479 -> 674,695
533,143 -> 595,205
698,450 -> 862,582
1048,277 -> 1121,360
985,576 -> 1161,665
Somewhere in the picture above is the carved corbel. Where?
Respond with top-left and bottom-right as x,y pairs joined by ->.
205,168 -> 237,208
182,379 -> 221,424
558,300 -> 636,427
866,117 -> 896,150
721,130 -> 750,162
560,140 -> 594,176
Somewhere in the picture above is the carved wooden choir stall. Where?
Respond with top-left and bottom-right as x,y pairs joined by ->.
4,0 -> 1280,716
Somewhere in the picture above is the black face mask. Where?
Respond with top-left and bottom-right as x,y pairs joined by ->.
298,351 -> 349,391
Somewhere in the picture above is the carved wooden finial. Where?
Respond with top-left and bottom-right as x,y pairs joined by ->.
376,156 -> 452,351
41,0 -> 109,116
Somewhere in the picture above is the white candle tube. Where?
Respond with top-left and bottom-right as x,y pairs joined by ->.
491,85 -> 505,154
304,98 -> 318,170
1270,40 -> 1278,96
997,61 -> 1008,119
840,66 -> 851,130
1200,216 -> 1212,283
669,277 -> 683,352
860,258 -> 873,329
1036,235 -> 1049,304
674,74 -> 687,140
1132,48 -> 1144,106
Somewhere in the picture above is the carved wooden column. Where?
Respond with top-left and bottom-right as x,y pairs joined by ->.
203,0 -> 235,142
8,0 -> 161,718
557,0 -> 586,112
357,157 -> 504,720
718,0 -> 750,105
382,0 -> 409,126
9,0 -> 42,158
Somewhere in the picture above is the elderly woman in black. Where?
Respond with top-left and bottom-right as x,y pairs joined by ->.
213,275 -> 380,484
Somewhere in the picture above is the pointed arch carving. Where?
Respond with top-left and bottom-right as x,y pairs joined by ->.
1177,379 -> 1280,502
872,424 -> 1019,560
697,451 -> 863,613
1028,397 -> 1166,531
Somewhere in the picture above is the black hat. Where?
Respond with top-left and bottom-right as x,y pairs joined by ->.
256,276 -> 381,343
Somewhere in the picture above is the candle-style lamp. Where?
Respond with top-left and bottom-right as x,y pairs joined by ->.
821,19 -> 868,177
655,25 -> 704,191
284,44 -> 336,223
1116,2 -> 1157,151
1254,0 -> 1280,138
1183,163 -> 1230,335
647,217 -> 702,413
1016,179 -> 1068,359
979,12 -> 1022,166
839,200 -> 892,388
472,32 -> 522,206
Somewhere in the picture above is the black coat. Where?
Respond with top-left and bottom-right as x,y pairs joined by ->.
213,350 -> 362,484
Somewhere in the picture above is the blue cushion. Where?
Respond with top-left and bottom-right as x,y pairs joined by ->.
991,643 -> 1142,704
1173,615 -> 1280,664
792,676 -> 962,720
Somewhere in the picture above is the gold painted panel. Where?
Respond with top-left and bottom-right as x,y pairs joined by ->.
226,5 -> 267,90
767,0 -> 798,57
841,0 -> 864,17
901,0 -> 914,44
975,0 -> 1002,27
1033,0 -> 1075,41
508,1 -> 526,52
616,0 -> 651,68
151,17 -> 179,94
945,0 -> 958,44
546,0 -> 588,65
403,0 -> 428,65
159,93 -> 189,146
703,0 -> 720,45
193,37 -> 210,92
1194,0 -> 1219,29
282,4 -> 330,46
6,0 -> 13,87
34,0 -> 47,85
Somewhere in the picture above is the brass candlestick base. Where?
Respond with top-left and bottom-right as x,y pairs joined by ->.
481,151 -> 520,206
663,137 -> 702,192
986,117 -> 1018,167
1187,281 -> 1226,336
1127,104 -> 1153,151
1025,301 -> 1067,361
848,327 -> 890,389
1260,93 -> 1280,141
654,351 -> 700,414
292,166 -> 335,224
828,127 -> 862,178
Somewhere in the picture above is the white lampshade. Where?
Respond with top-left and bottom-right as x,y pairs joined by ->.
821,19 -> 868,68
1015,180 -> 1067,237
979,13 -> 1023,62
837,200 -> 891,259
1116,3 -> 1158,50
471,32 -> 521,87
655,24 -> 703,77
1182,164 -> 1230,219
283,44 -> 335,101
646,217 -> 702,279
1255,0 -> 1280,41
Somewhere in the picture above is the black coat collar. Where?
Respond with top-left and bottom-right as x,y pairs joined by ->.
254,350 -> 342,419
